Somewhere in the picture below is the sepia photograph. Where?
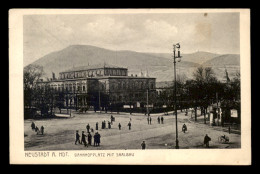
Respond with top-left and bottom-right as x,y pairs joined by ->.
9,9 -> 251,164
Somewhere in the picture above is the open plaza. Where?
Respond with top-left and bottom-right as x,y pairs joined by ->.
24,110 -> 241,150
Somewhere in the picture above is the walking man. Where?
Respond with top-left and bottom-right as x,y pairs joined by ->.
128,122 -> 131,130
81,131 -> 88,147
149,117 -> 152,125
141,141 -> 146,150
182,124 -> 187,133
88,132 -> 92,146
108,121 -> 111,129
118,123 -> 121,130
204,134 -> 211,148
96,122 -> 98,130
94,133 -> 97,147
31,122 -> 35,130
147,117 -> 150,125
157,117 -> 160,124
75,130 -> 81,145
101,121 -> 104,129
96,132 -> 101,146
111,115 -> 113,124
161,116 -> 164,124
40,126 -> 44,135
35,126 -> 39,135
86,124 -> 90,133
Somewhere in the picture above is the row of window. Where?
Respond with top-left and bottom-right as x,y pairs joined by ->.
60,69 -> 127,79
110,82 -> 154,90
46,85 -> 86,92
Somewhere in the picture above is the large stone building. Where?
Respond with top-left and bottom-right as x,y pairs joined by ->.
37,64 -> 156,111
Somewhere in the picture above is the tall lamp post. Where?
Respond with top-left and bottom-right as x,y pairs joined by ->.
173,43 -> 181,149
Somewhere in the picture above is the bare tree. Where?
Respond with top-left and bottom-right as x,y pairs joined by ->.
24,64 -> 45,118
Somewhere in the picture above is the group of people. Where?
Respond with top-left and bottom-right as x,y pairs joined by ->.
75,115 -> 124,147
147,116 -> 152,125
147,116 -> 164,125
157,116 -> 164,124
75,130 -> 101,147
31,122 -> 44,135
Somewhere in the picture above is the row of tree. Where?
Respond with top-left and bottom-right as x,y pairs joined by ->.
24,64 -> 240,124
157,66 -> 240,124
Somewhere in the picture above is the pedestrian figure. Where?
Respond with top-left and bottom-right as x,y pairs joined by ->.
31,122 -> 35,130
204,134 -> 211,148
161,116 -> 164,124
118,123 -> 121,130
96,132 -> 101,146
101,121 -> 104,129
75,130 -> 81,145
157,117 -> 160,124
94,133 -> 97,147
35,126 -> 39,135
182,124 -> 187,133
108,121 -> 111,129
228,126 -> 231,134
141,141 -> 146,150
111,115 -> 113,123
81,131 -> 88,147
86,124 -> 90,133
40,126 -> 44,135
96,122 -> 98,130
128,122 -> 131,130
91,128 -> 94,133
147,117 -> 150,125
88,132 -> 92,145
149,117 -> 152,125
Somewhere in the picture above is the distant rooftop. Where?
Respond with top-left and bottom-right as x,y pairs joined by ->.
61,64 -> 127,73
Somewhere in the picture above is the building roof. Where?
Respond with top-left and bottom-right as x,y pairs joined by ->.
61,64 -> 127,73
37,75 -> 155,83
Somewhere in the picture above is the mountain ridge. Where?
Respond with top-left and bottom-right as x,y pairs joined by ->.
29,45 -> 240,82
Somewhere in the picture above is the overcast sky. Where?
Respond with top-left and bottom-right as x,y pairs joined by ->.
23,13 -> 240,66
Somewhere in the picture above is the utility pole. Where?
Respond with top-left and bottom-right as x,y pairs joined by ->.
173,43 -> 181,149
99,84 -> 101,113
216,92 -> 219,126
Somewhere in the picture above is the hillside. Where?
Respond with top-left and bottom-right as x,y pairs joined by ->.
31,45 -> 199,81
144,51 -> 220,65
202,54 -> 240,67
29,45 -> 240,82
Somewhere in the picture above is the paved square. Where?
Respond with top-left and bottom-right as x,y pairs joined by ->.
24,111 -> 241,150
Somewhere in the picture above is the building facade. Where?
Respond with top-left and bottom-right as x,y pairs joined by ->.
37,64 -> 156,111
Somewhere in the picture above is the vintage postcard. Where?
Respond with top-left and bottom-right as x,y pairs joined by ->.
9,9 -> 251,165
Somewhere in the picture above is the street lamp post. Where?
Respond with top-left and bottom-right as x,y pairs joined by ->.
173,43 -> 181,149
